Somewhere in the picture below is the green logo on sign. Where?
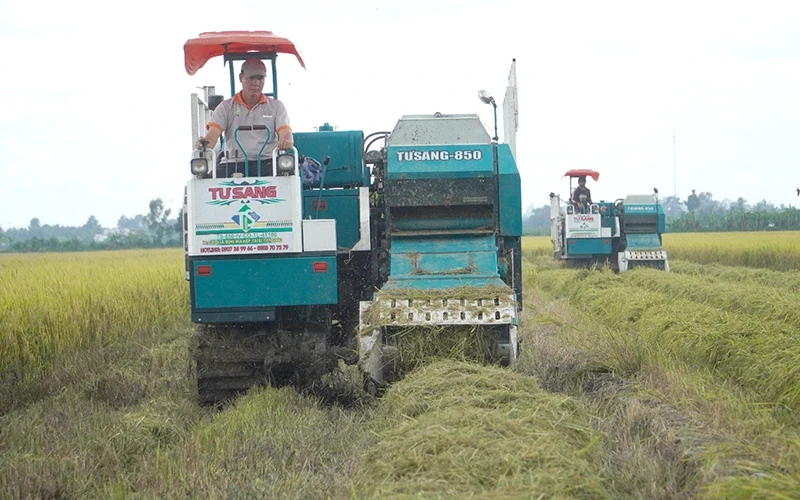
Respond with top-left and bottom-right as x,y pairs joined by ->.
231,204 -> 261,233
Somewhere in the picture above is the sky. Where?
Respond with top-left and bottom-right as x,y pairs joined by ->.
1,0 -> 799,229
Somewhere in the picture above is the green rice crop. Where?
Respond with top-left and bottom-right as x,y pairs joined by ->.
0,249 -> 189,377
526,230 -> 800,271
664,231 -> 800,270
522,234 -> 552,260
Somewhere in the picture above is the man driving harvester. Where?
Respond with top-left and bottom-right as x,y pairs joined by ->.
570,175 -> 593,213
194,58 -> 293,177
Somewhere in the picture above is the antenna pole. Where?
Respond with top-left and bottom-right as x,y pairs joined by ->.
673,128 -> 677,197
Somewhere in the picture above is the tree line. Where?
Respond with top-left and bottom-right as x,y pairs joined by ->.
523,190 -> 800,235
3,191 -> 798,252
0,199 -> 182,253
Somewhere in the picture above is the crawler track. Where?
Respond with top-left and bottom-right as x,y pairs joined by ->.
190,316 -> 337,406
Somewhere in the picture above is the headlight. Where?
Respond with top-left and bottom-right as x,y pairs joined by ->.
277,154 -> 295,175
190,158 -> 209,176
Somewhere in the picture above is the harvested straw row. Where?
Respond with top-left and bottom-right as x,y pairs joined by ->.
353,360 -> 612,499
527,266 -> 800,424
700,437 -> 800,499
671,260 -> 800,293
391,325 -> 499,371
621,266 -> 800,328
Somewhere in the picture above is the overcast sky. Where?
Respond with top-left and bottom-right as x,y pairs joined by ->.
1,0 -> 798,229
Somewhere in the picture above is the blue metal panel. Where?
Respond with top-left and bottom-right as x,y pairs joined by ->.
625,203 -> 666,233
391,234 -> 497,253
293,130 -> 369,187
387,145 -> 494,179
393,216 -> 494,232
191,255 -> 337,309
382,275 -> 509,290
626,233 -> 663,250
391,245 -> 498,278
386,235 -> 505,290
497,144 -> 522,236
597,203 -> 616,229
302,189 -> 360,249
624,204 -> 657,213
566,238 -> 612,255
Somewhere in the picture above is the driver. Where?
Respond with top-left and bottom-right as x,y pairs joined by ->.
571,176 -> 593,213
194,58 -> 293,177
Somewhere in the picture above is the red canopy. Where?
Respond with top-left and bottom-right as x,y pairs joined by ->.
563,169 -> 600,181
184,31 -> 306,75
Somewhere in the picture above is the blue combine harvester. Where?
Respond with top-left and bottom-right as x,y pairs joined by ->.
549,169 -> 669,272
182,31 -> 523,403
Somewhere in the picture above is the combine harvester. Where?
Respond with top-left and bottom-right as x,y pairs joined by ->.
182,31 -> 523,403
549,169 -> 669,272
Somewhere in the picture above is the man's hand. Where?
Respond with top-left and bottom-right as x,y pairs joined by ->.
196,128 -> 221,150
277,137 -> 293,151
276,128 -> 293,151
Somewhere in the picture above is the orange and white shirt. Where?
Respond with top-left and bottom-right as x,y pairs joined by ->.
207,92 -> 291,162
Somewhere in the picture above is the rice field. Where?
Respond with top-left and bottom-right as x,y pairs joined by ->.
0,250 -> 189,378
523,230 -> 800,270
664,231 -> 800,270
2,233 -> 800,499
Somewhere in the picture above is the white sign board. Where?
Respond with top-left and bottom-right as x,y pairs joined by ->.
565,213 -> 602,239
187,176 -> 303,256
502,58 -> 518,161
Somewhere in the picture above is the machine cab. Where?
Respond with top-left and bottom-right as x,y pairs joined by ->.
563,169 -> 600,215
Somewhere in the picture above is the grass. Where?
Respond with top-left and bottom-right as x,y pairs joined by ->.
518,268 -> 800,498
5,241 -> 800,498
0,324 -> 375,499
